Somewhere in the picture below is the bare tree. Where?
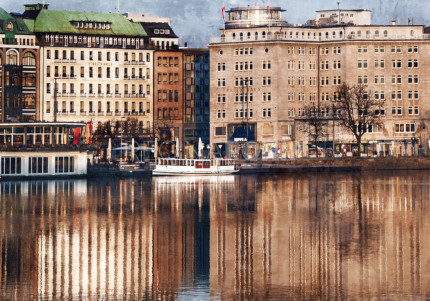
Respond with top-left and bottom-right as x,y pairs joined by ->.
297,102 -> 331,158
334,83 -> 384,155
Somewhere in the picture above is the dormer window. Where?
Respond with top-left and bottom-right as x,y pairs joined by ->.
89,23 -> 93,28
154,29 -> 159,34
6,21 -> 13,32
165,29 -> 170,34
159,29 -> 164,34
106,24 -> 111,30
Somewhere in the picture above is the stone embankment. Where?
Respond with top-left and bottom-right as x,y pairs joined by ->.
239,157 -> 430,174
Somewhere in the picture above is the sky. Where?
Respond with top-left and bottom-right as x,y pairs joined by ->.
2,0 -> 429,47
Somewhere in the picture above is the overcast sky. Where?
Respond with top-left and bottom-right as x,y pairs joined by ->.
2,0 -> 429,47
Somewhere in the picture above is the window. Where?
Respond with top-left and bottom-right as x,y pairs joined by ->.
1,157 -> 22,175
215,127 -> 226,136
408,75 -> 419,84
375,46 -> 385,53
408,106 -> 419,115
374,91 -> 385,100
374,75 -> 385,84
55,157 -> 74,174
374,60 -> 385,69
217,78 -> 226,87
395,123 -> 415,133
408,59 -> 419,68
391,75 -> 402,84
391,91 -> 402,100
358,60 -> 368,69
392,107 -> 402,116
392,59 -> 402,68
28,157 -> 48,174
23,52 -> 36,66
6,50 -> 18,65
357,46 -> 368,53
217,94 -> 226,103
408,91 -> 419,99
262,77 -> 271,86
408,46 -> 419,53
262,61 -> 271,69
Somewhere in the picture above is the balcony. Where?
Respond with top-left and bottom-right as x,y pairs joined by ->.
97,93 -> 104,98
88,93 -> 95,98
106,93 -> 113,98
80,93 -> 86,97
115,93 -> 121,98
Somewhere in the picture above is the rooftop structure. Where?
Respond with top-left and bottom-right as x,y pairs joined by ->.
224,6 -> 287,29
313,9 -> 372,26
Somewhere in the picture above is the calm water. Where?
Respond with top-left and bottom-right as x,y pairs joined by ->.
1,171 -> 430,300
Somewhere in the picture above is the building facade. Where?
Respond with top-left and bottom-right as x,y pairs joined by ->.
0,7 -> 40,122
182,48 -> 210,158
20,4 -> 153,133
209,6 -> 430,159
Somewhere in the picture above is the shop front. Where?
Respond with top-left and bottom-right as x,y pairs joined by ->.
227,123 -> 256,159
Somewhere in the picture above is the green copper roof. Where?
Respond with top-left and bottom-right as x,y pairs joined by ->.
33,9 -> 147,36
0,7 -> 33,35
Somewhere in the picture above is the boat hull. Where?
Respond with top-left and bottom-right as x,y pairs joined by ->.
152,169 -> 239,176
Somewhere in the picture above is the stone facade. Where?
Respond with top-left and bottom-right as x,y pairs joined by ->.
209,6 -> 430,159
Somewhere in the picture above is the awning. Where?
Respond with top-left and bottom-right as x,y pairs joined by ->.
229,125 -> 255,142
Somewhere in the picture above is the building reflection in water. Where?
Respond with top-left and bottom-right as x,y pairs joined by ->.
1,171 -> 430,299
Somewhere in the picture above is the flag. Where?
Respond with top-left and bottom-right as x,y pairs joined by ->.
73,127 -> 81,144
267,0 -> 270,15
85,122 -> 92,144
222,3 -> 226,22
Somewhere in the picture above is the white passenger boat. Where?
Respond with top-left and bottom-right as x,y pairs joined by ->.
152,158 -> 240,175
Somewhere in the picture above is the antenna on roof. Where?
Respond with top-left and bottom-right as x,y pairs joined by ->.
337,2 -> 340,10
116,0 -> 120,13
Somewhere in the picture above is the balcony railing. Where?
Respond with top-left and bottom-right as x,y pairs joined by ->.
210,33 -> 430,44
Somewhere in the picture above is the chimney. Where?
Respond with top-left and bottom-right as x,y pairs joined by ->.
184,42 -> 188,48
392,19 -> 396,26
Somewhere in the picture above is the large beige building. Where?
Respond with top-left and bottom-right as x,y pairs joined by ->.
209,6 -> 430,159
21,4 -> 154,132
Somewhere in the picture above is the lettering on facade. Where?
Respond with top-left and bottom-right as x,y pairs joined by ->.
225,87 -> 261,93
88,62 -> 113,67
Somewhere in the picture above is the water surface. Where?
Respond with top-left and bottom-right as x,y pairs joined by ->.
1,171 -> 430,300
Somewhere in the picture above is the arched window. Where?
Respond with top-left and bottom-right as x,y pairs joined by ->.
232,33 -> 236,40
255,32 -> 258,40
295,32 -> 298,38
366,30 -> 370,37
333,31 -> 336,38
23,52 -> 36,66
375,30 -> 379,37
339,31 -> 343,38
384,30 -> 388,38
357,30 -> 362,38
325,32 -> 329,39
6,50 -> 18,65
262,31 -> 266,39
239,32 -> 243,41
410,30 -> 415,36
247,32 -> 251,39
